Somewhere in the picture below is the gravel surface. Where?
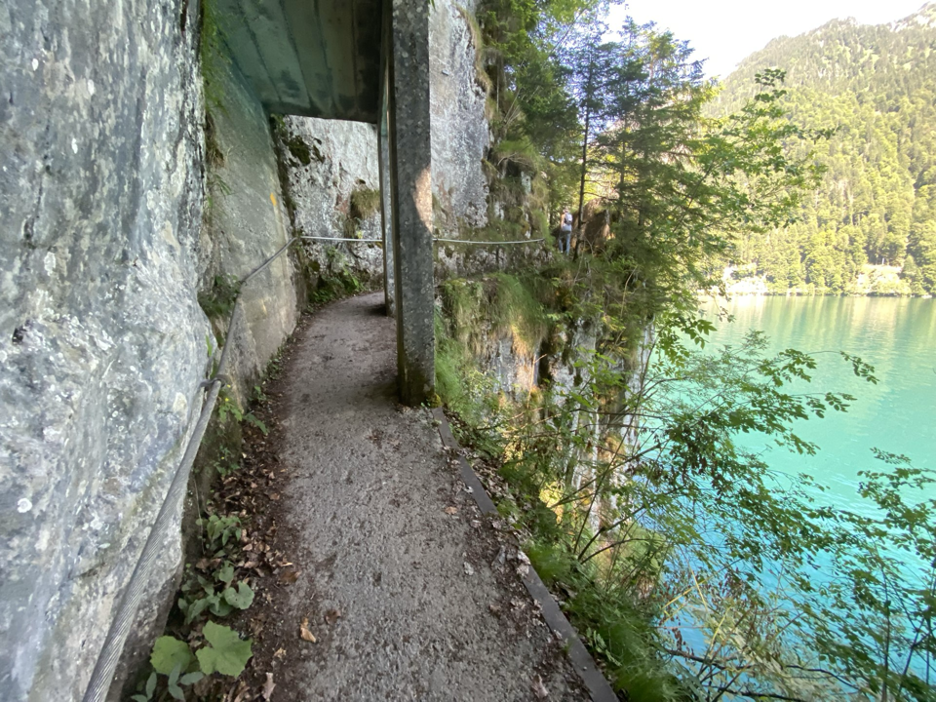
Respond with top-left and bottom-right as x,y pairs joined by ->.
250,292 -> 586,701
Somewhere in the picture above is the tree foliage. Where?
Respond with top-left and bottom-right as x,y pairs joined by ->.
713,5 -> 936,294
452,1 -> 936,699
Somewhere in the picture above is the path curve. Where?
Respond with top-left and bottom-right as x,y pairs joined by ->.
269,292 -> 585,701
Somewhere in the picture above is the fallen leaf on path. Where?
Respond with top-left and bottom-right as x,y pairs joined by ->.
489,604 -> 502,616
273,647 -> 287,660
444,506 -> 458,515
226,681 -> 250,702
299,618 -> 317,642
532,676 -> 549,699
193,676 -> 213,697
323,609 -> 341,626
279,569 -> 301,584
262,673 -> 275,700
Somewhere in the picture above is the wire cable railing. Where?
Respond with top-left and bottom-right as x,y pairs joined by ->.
81,228 -> 543,700
300,235 -> 545,245
81,238 -> 297,702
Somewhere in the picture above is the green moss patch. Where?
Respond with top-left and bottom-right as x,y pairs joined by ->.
349,187 -> 381,220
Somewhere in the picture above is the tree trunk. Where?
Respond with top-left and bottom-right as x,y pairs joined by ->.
575,58 -> 595,259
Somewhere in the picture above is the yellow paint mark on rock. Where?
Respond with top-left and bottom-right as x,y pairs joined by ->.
270,193 -> 277,206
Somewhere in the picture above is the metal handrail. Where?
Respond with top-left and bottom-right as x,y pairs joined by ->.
81,238 -> 298,702
82,227 -> 541,699
300,235 -> 545,245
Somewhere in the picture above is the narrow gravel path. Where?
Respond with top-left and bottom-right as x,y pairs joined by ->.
265,292 -> 585,701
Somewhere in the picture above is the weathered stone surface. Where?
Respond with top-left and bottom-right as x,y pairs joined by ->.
202,62 -> 301,405
0,0 -> 206,699
435,240 -> 553,280
0,2 -> 307,699
274,116 -> 386,285
429,0 -> 490,233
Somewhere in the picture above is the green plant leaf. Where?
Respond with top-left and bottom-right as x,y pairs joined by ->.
244,412 -> 268,436
180,671 -> 204,685
168,683 -> 185,700
131,695 -> 148,702
215,562 -> 235,585
207,594 -> 233,617
195,621 -> 253,676
184,597 -> 211,625
150,636 -> 194,675
145,671 -> 157,699
223,582 -> 255,610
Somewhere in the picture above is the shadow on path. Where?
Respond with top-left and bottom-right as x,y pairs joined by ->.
259,293 -> 586,701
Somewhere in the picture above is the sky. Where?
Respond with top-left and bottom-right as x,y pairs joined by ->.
607,0 -> 931,78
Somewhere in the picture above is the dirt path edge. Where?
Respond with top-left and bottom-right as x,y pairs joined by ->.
431,408 -> 619,702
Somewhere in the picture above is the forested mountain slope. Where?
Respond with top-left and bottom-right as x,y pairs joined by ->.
713,3 -> 936,294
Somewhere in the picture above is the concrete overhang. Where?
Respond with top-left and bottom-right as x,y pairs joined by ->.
215,0 -> 383,123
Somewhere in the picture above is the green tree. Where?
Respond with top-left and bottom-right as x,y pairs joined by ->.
710,4 -> 936,294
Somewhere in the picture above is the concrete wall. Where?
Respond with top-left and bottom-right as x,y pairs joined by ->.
0,1 -> 304,699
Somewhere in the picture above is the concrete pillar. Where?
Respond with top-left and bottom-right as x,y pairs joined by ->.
378,74 -> 395,318
384,0 -> 435,405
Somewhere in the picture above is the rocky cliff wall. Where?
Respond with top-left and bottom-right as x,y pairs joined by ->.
272,0 -> 493,287
202,62 -> 301,405
0,1 -> 305,699
429,0 -> 490,233
275,116 -> 386,287
0,0 -> 207,699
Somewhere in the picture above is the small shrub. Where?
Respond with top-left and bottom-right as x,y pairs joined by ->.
492,273 -> 548,354
283,133 -> 313,166
530,209 -> 548,235
198,274 -> 240,320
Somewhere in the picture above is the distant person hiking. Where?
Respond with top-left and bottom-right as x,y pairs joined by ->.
559,209 -> 573,254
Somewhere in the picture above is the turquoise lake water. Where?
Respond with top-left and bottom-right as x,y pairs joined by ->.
701,295 -> 936,518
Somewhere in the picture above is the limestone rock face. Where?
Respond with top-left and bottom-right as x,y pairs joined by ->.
0,0 -> 207,699
430,0 -> 490,233
202,64 -> 300,405
276,116 -> 386,284
0,2 -> 305,699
